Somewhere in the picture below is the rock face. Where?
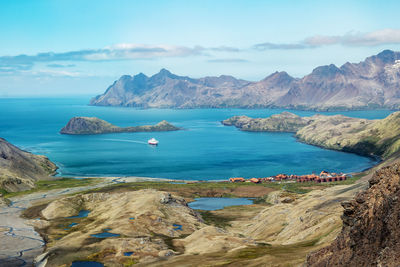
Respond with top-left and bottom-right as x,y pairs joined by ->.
60,117 -> 180,135
222,111 -> 312,132
307,162 -> 400,267
0,138 -> 57,192
91,50 -> 400,110
223,111 -> 400,159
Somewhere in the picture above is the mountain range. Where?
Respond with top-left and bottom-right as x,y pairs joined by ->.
90,50 -> 400,110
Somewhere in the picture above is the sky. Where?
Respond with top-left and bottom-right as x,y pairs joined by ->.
1,0 -> 400,96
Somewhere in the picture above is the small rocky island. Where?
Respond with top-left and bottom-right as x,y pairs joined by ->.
222,111 -> 312,132
60,117 -> 180,135
223,111 -> 400,159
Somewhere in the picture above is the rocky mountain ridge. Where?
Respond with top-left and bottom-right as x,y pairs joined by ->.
91,50 -> 400,110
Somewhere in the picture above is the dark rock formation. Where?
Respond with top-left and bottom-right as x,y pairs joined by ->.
91,50 -> 400,110
307,162 -> 400,267
0,138 -> 57,192
60,117 -> 180,135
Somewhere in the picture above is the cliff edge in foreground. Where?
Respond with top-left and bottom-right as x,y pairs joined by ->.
60,117 -> 180,135
0,138 -> 57,192
307,162 -> 400,266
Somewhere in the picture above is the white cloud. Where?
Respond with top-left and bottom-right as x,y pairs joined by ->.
254,29 -> 400,50
0,44 -> 208,73
305,29 -> 400,47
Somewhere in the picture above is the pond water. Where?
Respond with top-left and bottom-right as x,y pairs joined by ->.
67,210 -> 90,219
90,229 -> 120,238
188,197 -> 254,210
173,224 -> 183,231
70,261 -> 104,267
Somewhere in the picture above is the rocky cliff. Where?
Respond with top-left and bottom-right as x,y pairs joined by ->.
60,117 -> 180,135
0,138 -> 57,192
91,50 -> 400,110
307,162 -> 400,266
224,111 -> 400,159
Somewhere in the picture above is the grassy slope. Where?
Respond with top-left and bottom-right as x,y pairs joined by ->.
296,111 -> 400,159
2,178 -> 102,198
224,111 -> 400,159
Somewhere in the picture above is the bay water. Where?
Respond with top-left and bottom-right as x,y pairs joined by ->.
0,97 -> 391,180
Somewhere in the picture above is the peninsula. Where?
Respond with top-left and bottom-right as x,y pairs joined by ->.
60,117 -> 180,135
223,111 -> 400,159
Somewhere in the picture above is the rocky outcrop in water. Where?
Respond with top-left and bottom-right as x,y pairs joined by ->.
0,138 -> 57,192
222,112 -> 312,132
60,117 -> 180,135
91,50 -> 400,110
307,162 -> 400,266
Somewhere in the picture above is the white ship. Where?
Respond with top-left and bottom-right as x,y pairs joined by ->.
148,138 -> 159,145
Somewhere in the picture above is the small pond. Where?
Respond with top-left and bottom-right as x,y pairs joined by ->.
124,252 -> 134,256
188,197 -> 254,210
70,261 -> 104,267
91,229 -> 120,238
67,210 -> 90,219
172,224 -> 182,231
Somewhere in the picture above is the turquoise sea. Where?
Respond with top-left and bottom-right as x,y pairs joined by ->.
0,97 -> 393,180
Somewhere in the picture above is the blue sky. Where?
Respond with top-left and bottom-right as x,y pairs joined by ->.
1,0 -> 400,96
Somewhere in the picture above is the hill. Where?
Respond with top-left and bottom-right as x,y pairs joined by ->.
0,138 -> 57,192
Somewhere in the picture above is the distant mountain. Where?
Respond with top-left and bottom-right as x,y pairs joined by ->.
90,50 -> 400,110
